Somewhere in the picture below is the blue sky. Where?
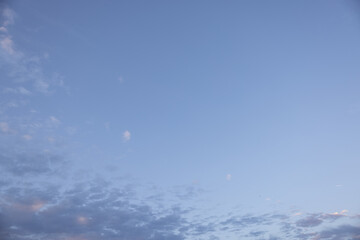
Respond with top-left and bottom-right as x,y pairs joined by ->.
1,1 -> 360,239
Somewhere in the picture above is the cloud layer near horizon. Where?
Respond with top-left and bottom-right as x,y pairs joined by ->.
1,148 -> 359,240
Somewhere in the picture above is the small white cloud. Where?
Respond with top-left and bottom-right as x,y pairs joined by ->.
118,76 -> 124,83
22,134 -> 32,140
226,174 -> 232,181
335,184 -> 343,187
0,122 -> 10,133
123,130 -> 131,142
49,116 -> 60,124
0,26 -> 7,32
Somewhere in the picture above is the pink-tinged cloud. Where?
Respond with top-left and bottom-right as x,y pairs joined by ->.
77,216 -> 89,225
12,201 -> 45,212
123,130 -> 131,142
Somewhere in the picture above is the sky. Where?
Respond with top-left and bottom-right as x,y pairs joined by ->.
0,0 -> 360,239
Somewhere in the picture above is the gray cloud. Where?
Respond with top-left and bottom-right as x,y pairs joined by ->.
1,158 -> 359,240
317,224 -> 360,240
296,214 -> 323,228
0,178 -> 189,240
0,150 -> 67,176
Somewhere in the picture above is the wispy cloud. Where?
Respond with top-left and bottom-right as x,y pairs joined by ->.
0,36 -> 15,55
0,7 -> 64,95
3,86 -> 32,95
0,122 -> 10,133
123,130 -> 131,142
2,8 -> 15,27
22,134 -> 32,140
226,174 -> 232,181
49,116 -> 61,126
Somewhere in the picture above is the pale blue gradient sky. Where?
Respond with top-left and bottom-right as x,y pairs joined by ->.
1,1 -> 360,239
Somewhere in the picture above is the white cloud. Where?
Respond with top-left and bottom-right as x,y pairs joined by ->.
226,174 -> 232,181
3,87 -> 32,95
123,130 -> 131,142
49,116 -> 61,126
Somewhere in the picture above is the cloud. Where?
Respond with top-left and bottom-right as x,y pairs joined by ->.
294,210 -> 348,229
0,150 -> 359,240
296,214 -> 323,228
123,130 -> 131,142
22,134 -> 32,140
0,150 -> 67,176
246,231 -> 266,237
0,26 -> 7,32
3,87 -> 32,95
0,36 -> 14,55
49,116 -> 61,126
2,8 -> 15,27
220,214 -> 273,228
0,7 -> 65,95
316,225 -> 360,239
0,122 -> 10,133
226,174 -> 231,181
0,178 -> 188,240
